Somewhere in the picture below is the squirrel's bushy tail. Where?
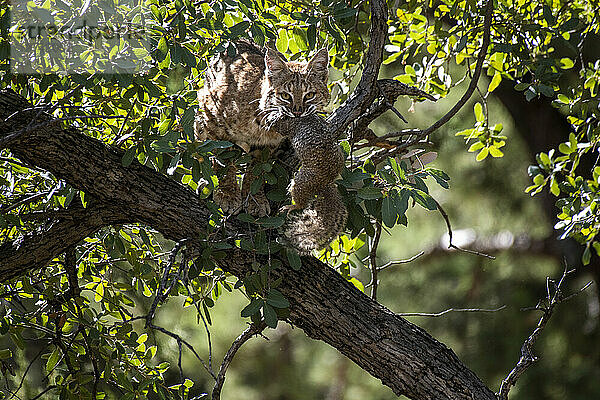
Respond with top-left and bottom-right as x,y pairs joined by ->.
282,184 -> 347,255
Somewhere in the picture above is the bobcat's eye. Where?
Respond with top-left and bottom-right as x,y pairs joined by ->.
304,92 -> 316,101
280,92 -> 292,102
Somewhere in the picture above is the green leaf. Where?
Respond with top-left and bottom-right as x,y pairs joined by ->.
349,277 -> 364,292
46,347 -> 61,373
251,23 -> 265,46
266,289 -> 290,308
0,349 -> 12,359
229,21 -> 250,37
156,37 -> 168,59
474,103 -> 484,122
582,246 -> 591,266
237,213 -> 256,224
333,7 -> 358,19
180,106 -> 197,140
358,186 -> 383,200
455,35 -> 468,52
276,29 -> 288,53
539,84 -> 554,97
468,142 -> 485,152
307,24 -> 317,50
263,303 -> 278,328
488,146 -> 504,158
292,27 -> 308,51
241,299 -> 263,318
257,215 -> 285,228
560,58 -> 574,69
488,72 -> 501,92
559,142 -> 573,154
411,190 -> 437,211
381,196 -> 397,228
476,147 -> 489,161
286,249 -> 302,270
122,147 -> 136,167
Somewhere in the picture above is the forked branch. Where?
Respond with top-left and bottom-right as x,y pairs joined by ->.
212,322 -> 266,400
497,269 -> 593,399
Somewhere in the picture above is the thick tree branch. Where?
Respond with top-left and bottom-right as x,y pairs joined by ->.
0,85 -> 497,399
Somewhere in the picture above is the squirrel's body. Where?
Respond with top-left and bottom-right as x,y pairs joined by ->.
274,115 -> 347,254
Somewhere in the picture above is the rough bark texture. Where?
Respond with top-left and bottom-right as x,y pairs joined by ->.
0,89 -> 498,399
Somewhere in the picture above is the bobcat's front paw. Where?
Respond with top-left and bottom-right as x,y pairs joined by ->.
213,188 -> 243,215
280,204 -> 301,213
245,192 -> 271,217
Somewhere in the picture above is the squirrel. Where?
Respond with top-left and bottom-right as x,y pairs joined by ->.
271,113 -> 348,255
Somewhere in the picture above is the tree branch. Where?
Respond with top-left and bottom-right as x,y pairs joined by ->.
0,84 -> 498,399
327,0 -> 389,136
212,322 -> 266,400
497,268 -> 593,399
0,201 -> 126,281
368,0 -> 494,164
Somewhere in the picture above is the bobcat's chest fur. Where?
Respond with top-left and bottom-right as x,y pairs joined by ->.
196,43 -> 282,151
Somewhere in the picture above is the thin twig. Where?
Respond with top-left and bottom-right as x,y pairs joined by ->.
115,98 -> 138,146
378,251 -> 425,271
30,385 -> 57,400
369,223 -> 382,301
7,349 -> 45,399
147,322 -> 216,380
435,199 -> 495,259
146,240 -> 187,328
398,305 -> 506,317
0,192 -> 49,213
211,321 -> 266,400
497,268 -> 594,399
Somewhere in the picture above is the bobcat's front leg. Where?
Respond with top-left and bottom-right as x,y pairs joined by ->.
241,169 -> 271,217
213,162 -> 243,215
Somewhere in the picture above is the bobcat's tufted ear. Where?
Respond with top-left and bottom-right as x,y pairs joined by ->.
306,48 -> 329,83
265,48 -> 289,78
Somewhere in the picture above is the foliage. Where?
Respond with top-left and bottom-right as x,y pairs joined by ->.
0,0 -> 598,398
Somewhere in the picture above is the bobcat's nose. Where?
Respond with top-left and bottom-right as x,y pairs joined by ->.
292,105 -> 303,117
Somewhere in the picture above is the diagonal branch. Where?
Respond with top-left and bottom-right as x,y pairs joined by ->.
212,321 -> 266,400
497,268 -> 594,399
0,86 -> 497,399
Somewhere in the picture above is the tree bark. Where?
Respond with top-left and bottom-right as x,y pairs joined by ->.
0,89 -> 498,399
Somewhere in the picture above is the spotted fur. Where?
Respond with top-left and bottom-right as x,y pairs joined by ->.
195,41 -> 330,217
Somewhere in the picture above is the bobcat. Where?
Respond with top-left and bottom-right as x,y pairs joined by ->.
195,40 -> 329,216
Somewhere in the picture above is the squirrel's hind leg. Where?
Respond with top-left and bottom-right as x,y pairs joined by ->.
285,168 -> 324,211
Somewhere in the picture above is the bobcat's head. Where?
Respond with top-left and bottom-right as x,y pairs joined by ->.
260,48 -> 329,125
